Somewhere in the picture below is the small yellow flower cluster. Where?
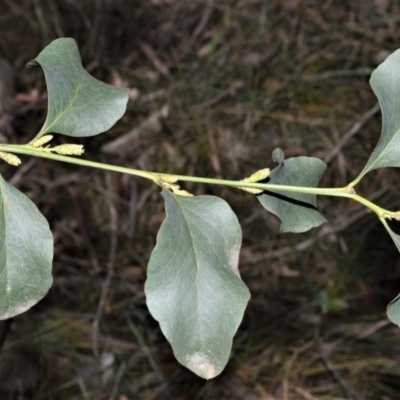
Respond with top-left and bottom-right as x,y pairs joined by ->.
29,135 -> 84,156
156,174 -> 192,197
0,151 -> 21,166
239,168 -> 270,194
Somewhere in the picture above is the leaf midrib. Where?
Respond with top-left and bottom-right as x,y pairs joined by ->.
175,196 -> 206,347
41,75 -> 84,135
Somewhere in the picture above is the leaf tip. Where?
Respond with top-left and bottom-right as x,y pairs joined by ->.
26,60 -> 38,69
272,147 -> 285,164
185,352 -> 219,380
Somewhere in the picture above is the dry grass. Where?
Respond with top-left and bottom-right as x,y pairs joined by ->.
1,0 -> 400,399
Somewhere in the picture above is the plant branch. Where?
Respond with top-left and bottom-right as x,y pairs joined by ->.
0,143 -> 396,218
0,144 -> 352,195
0,144 -> 159,181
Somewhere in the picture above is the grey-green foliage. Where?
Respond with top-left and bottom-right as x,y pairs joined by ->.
385,223 -> 400,253
27,38 -> 129,138
358,49 -> 400,327
387,291 -> 400,327
357,49 -> 400,180
257,149 -> 327,233
0,37 -> 128,321
145,190 -> 250,379
3,37 -> 400,381
0,175 -> 53,319
383,220 -> 400,327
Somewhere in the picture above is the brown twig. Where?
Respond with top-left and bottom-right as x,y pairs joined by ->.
184,0 -> 214,54
68,187 -> 100,274
324,103 -> 380,164
138,40 -> 170,77
92,172 -> 118,358
316,330 -> 366,400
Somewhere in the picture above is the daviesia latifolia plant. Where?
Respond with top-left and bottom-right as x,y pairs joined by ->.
1,38 -> 400,379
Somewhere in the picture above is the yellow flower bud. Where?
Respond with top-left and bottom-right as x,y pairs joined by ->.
0,151 -> 21,166
239,168 -> 270,194
30,135 -> 53,148
52,144 -> 84,156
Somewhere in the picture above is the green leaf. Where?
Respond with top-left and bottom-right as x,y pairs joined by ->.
145,189 -> 250,379
28,38 -> 129,138
356,49 -> 400,181
0,175 -> 53,319
381,218 -> 400,326
388,291 -> 400,327
381,218 -> 400,253
272,147 -> 285,164
257,149 -> 327,233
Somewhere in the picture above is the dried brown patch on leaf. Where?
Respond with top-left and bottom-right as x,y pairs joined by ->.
185,352 -> 218,380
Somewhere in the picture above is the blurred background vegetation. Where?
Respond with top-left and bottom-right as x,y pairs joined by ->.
1,0 -> 400,399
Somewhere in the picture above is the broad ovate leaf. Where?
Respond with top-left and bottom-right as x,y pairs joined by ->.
257,149 -> 327,233
145,189 -> 250,379
28,38 -> 129,137
0,175 -> 53,319
356,49 -> 400,181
